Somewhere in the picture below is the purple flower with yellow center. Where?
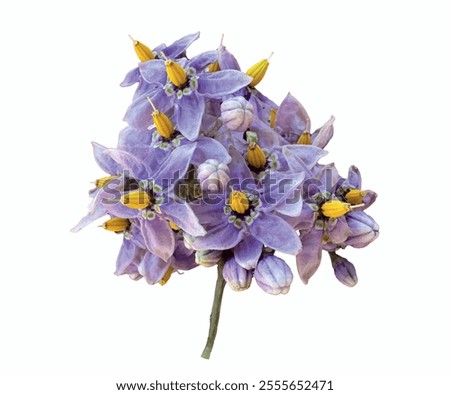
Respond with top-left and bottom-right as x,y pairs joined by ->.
88,144 -> 205,262
123,52 -> 252,140
190,147 -> 303,266
293,163 -> 379,284
120,32 -> 201,99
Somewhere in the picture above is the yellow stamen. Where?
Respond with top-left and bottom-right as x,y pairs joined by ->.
120,190 -> 151,210
168,220 -> 180,231
208,61 -> 220,72
161,53 -> 187,87
345,189 -> 367,205
247,144 -> 266,169
95,175 -> 119,188
246,52 -> 273,87
321,200 -> 351,218
269,108 -> 277,128
297,131 -> 312,145
229,191 -> 249,214
159,266 -> 174,285
128,35 -> 155,62
101,217 -> 130,233
147,98 -> 174,138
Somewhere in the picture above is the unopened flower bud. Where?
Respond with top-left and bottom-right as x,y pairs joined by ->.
120,190 -> 152,210
129,35 -> 155,62
197,159 -> 230,192
222,257 -> 252,291
102,217 -> 130,233
246,53 -> 273,87
321,200 -> 351,218
329,251 -> 358,287
247,144 -> 266,169
229,191 -> 249,214
195,249 -> 223,267
255,255 -> 293,295
220,97 -> 254,132
345,212 -> 379,248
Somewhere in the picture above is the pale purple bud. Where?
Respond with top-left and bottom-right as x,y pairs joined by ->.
329,251 -> 358,287
255,255 -> 293,295
220,96 -> 254,132
222,257 -> 252,291
195,249 -> 223,267
345,212 -> 379,248
197,159 -> 230,192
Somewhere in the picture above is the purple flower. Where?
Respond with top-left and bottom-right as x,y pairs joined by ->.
120,32 -> 201,95
189,147 -> 303,261
123,54 -> 252,140
295,163 -> 379,284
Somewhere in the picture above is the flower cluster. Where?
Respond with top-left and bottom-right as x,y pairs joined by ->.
73,32 -> 379,357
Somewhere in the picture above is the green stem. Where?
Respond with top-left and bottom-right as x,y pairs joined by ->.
201,261 -> 226,359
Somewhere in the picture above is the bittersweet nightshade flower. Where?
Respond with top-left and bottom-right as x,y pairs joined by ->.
74,31 -> 379,359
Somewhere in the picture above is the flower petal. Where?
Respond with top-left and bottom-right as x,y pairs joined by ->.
190,197 -> 226,227
188,50 -> 218,72
189,136 -> 231,165
105,148 -> 147,180
115,239 -> 142,276
312,116 -> 334,148
234,235 -> 263,269
138,60 -> 167,85
191,223 -> 244,250
326,217 -> 353,244
120,67 -> 140,87
138,252 -> 171,285
282,145 -> 328,174
296,228 -> 323,284
154,143 -> 197,187
260,170 -> 304,210
275,93 -> 311,143
71,203 -> 107,233
140,217 -> 176,261
175,94 -> 205,141
163,32 -> 200,59
161,201 -> 206,237
197,70 -> 253,99
228,146 -> 254,188
92,142 -> 121,175
251,213 -> 302,255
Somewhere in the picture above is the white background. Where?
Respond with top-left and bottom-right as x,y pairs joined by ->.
1,0 -> 449,394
